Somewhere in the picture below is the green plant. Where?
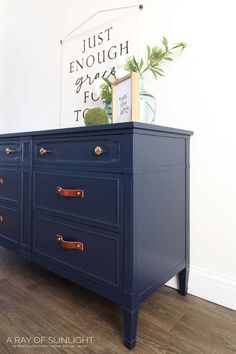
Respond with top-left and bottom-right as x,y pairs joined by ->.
101,82 -> 112,104
100,68 -> 117,104
84,107 -> 109,126
124,37 -> 187,79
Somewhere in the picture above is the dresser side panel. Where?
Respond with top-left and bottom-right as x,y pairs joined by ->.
132,132 -> 189,301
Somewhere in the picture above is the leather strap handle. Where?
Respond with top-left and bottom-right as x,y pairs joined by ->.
56,186 -> 84,198
56,234 -> 84,251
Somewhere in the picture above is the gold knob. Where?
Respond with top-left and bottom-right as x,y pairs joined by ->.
94,146 -> 104,156
39,147 -> 51,156
0,178 -> 4,184
0,215 -> 3,223
5,147 -> 15,155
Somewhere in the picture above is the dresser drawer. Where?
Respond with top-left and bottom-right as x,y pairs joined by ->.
33,171 -> 123,232
0,205 -> 19,244
0,141 -> 21,163
33,215 -> 123,290
0,168 -> 20,203
33,135 -> 123,167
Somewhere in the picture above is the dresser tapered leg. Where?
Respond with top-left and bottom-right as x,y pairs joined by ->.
178,267 -> 189,296
122,307 -> 139,350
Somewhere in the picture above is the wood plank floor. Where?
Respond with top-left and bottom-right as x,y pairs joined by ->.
0,247 -> 235,354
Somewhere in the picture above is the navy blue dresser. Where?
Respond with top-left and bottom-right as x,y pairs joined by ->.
0,122 -> 193,349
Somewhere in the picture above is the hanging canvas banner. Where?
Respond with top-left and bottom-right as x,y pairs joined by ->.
60,6 -> 141,127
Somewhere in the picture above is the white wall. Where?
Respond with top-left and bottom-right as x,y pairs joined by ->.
0,0 -> 236,309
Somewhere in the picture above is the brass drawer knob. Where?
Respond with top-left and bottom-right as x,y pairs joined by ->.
39,147 -> 51,156
0,178 -> 4,184
94,146 -> 104,156
5,147 -> 15,155
0,215 -> 3,223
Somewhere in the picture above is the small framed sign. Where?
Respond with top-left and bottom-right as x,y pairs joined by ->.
112,72 -> 140,123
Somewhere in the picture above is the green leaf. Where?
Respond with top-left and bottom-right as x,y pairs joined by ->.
154,68 -> 165,76
180,42 -> 188,52
151,65 -> 164,73
150,68 -> 157,79
162,36 -> 168,50
133,56 -> 140,72
140,58 -> 144,70
171,42 -> 187,52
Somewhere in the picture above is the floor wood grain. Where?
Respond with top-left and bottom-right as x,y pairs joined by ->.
0,247 -> 235,354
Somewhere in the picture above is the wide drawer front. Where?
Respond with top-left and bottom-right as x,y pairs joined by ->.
33,215 -> 123,290
0,205 -> 19,243
0,168 -> 20,203
33,171 -> 123,232
33,135 -> 122,167
0,141 -> 21,163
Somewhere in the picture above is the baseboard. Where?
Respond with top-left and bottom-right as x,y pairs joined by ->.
166,266 -> 236,311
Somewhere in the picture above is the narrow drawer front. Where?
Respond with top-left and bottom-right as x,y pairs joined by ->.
0,141 -> 21,162
0,168 -> 20,203
0,205 -> 19,243
33,216 -> 122,290
33,172 -> 123,231
34,135 -> 122,166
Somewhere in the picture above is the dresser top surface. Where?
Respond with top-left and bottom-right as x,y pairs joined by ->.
0,122 -> 193,139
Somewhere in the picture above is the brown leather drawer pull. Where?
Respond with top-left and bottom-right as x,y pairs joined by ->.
56,234 -> 84,251
56,186 -> 84,198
